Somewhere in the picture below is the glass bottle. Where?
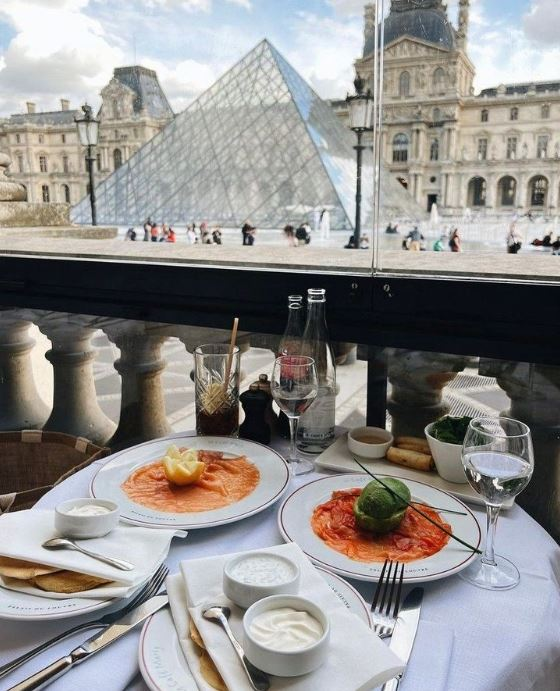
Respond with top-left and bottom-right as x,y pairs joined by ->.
296,288 -> 336,453
277,295 -> 305,438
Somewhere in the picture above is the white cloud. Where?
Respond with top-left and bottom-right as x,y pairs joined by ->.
142,57 -> 219,112
327,0 -> 367,16
523,0 -> 560,45
226,0 -> 252,9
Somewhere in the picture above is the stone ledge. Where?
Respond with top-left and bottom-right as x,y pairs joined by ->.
0,226 -> 118,240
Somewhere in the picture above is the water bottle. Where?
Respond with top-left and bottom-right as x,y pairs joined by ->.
277,295 -> 305,439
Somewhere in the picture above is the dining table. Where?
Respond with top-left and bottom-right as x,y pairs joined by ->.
1,430 -> 559,691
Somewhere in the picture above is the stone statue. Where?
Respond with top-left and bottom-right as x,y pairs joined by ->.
0,152 -> 27,202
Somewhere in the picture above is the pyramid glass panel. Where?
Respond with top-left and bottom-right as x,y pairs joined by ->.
72,40 -> 419,229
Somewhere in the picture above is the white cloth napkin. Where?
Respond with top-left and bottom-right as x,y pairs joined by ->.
168,543 -> 404,691
0,509 -> 185,598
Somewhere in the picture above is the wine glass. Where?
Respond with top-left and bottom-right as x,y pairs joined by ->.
460,416 -> 533,590
271,356 -> 318,476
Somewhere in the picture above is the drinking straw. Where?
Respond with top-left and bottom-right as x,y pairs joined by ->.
223,317 -> 239,394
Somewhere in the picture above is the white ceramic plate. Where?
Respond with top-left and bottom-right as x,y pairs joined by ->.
0,586 -> 111,621
90,435 -> 290,530
138,568 -> 371,691
278,474 -> 481,583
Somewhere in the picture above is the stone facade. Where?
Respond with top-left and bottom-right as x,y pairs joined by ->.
0,66 -> 173,207
338,1 -> 560,216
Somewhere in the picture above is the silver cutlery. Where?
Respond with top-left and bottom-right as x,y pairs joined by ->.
202,605 -> 270,691
8,593 -> 169,691
381,587 -> 424,691
41,537 -> 135,571
370,559 -> 404,638
0,564 -> 168,680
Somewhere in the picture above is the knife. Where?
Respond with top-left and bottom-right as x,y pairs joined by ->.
8,594 -> 168,691
382,587 -> 424,691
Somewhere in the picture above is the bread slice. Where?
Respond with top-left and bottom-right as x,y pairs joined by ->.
0,556 -> 60,580
31,570 -> 112,594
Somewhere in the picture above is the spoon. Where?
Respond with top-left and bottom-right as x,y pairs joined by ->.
42,538 -> 135,571
202,606 -> 270,691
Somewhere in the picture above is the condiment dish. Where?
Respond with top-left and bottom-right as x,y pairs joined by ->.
55,498 -> 119,538
424,423 -> 468,484
223,551 -> 300,609
243,594 -> 330,677
347,426 -> 393,459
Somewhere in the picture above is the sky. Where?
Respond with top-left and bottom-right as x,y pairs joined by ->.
0,0 -> 558,117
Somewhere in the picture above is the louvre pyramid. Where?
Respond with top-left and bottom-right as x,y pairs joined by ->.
72,40 -> 419,228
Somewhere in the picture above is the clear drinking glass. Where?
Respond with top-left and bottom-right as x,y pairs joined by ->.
271,356 -> 318,476
460,416 -> 534,590
194,344 -> 240,436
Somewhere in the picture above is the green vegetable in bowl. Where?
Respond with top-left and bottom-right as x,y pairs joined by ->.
430,415 -> 473,445
353,478 -> 411,534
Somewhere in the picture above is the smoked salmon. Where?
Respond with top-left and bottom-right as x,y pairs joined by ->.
311,488 -> 450,563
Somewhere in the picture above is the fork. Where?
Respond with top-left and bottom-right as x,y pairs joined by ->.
0,563 -> 169,680
370,559 -> 404,639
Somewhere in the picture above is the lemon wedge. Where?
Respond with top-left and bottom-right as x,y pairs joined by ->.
162,446 -> 205,486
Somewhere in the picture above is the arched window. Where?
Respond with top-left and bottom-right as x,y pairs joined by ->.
542,104 -> 550,119
39,155 -> 48,173
113,148 -> 122,170
468,176 -> 486,206
530,175 -> 548,206
537,135 -> 549,159
399,71 -> 410,97
41,184 -> 50,202
498,176 -> 516,206
430,138 -> 439,161
392,133 -> 409,162
62,184 -> 71,203
510,107 -> 519,121
433,67 -> 446,92
481,109 -> 489,123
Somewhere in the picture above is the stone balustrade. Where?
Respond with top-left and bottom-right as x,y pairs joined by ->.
0,307 -> 558,541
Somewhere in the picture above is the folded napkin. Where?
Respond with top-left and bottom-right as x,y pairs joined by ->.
168,543 -> 404,691
0,509 -> 185,598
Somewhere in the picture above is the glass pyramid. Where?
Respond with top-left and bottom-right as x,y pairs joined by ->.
72,40 -> 419,229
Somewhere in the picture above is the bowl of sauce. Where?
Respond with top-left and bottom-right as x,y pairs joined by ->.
223,551 -> 300,609
347,426 -> 393,459
243,594 -> 330,677
55,498 -> 119,538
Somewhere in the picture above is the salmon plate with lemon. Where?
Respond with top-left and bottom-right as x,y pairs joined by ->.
121,445 -> 260,513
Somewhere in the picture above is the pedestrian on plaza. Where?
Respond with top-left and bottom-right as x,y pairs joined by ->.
344,235 -> 356,249
552,236 -> 560,255
295,223 -> 310,246
143,218 -> 151,242
212,227 -> 222,244
186,224 -> 197,244
150,223 -> 159,242
433,235 -> 445,251
449,228 -> 461,252
166,227 -> 176,243
542,230 -> 553,248
359,234 -> 369,249
125,227 -> 137,241
506,223 -> 522,254
406,226 -> 423,251
159,223 -> 170,242
201,226 -> 213,244
283,225 -> 297,246
242,221 -> 256,245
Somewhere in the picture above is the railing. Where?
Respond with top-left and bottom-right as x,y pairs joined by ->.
1,306 -> 558,542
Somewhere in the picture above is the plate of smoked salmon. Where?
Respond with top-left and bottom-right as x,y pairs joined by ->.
278,474 -> 481,583
90,434 -> 290,530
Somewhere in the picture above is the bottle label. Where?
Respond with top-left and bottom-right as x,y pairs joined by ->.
298,389 -> 335,441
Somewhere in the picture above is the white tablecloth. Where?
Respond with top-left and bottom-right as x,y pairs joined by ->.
1,436 -> 560,691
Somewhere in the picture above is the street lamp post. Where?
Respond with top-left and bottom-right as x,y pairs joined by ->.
75,103 -> 100,226
346,75 -> 374,249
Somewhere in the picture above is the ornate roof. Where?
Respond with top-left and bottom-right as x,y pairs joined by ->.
112,66 -> 174,119
9,110 -> 81,126
364,1 -> 455,56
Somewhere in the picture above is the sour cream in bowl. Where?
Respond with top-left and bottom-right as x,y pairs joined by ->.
55,498 -> 119,539
223,551 -> 300,609
243,595 -> 330,677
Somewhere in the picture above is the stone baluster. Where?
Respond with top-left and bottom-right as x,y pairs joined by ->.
0,311 -> 50,430
36,313 -> 115,445
479,359 -> 560,542
387,349 -> 469,437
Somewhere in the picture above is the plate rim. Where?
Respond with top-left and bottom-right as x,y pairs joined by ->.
89,434 -> 291,530
278,472 -> 482,583
0,590 -> 113,621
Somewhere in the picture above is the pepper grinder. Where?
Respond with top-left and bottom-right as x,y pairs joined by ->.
255,373 -> 278,434
239,384 -> 271,444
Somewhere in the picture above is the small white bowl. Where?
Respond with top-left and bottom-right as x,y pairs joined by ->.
424,423 -> 468,484
243,595 -> 330,677
223,552 -> 300,609
347,426 -> 393,459
55,498 -> 119,538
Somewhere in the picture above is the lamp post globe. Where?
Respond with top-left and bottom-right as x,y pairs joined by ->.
75,103 -> 100,226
